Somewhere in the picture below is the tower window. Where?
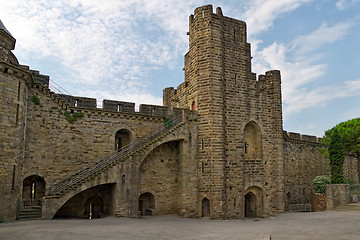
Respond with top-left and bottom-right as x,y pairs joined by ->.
17,82 -> 21,100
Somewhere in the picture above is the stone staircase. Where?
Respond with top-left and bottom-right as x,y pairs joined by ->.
47,115 -> 185,198
18,206 -> 42,220
17,199 -> 42,220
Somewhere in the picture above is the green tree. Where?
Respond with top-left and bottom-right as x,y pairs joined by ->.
328,129 -> 344,183
321,118 -> 360,182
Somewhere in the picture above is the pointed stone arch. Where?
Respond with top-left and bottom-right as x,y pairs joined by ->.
244,186 -> 263,218
201,197 -> 210,217
243,121 -> 262,160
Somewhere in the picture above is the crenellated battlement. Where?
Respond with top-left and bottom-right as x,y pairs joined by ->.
283,131 -> 322,144
30,70 -> 49,87
256,70 -> 281,91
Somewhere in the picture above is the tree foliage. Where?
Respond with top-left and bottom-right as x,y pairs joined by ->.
328,129 -> 344,183
321,117 -> 360,183
321,118 -> 360,157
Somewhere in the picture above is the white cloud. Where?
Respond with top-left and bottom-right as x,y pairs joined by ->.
285,79 -> 360,115
336,0 -> 360,10
251,18 -> 358,117
0,0 -> 207,107
291,21 -> 355,53
242,0 -> 314,38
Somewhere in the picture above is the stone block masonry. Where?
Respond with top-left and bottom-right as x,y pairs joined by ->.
0,5 -> 358,221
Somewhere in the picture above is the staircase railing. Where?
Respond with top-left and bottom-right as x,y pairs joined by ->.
47,115 -> 184,197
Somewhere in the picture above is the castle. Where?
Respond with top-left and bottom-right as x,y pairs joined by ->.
1,5 -> 358,221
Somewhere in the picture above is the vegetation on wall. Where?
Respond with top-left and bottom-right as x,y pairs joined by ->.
321,118 -> 360,183
163,118 -> 173,129
31,95 -> 40,105
64,111 -> 84,124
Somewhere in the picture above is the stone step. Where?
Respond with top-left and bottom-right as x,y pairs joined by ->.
18,207 -> 42,220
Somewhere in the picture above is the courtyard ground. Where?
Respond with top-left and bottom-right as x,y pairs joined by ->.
0,210 -> 359,240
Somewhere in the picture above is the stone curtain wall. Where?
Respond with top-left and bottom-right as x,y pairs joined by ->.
344,155 -> 359,183
284,132 -> 359,208
283,132 -> 330,207
23,84 -> 166,188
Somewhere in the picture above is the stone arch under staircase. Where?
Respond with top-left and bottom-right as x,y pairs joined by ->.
42,114 -> 193,219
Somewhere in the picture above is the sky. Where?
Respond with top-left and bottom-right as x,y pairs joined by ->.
1,0 -> 359,137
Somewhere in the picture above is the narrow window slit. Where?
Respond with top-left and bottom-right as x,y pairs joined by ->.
11,165 -> 16,190
15,104 -> 19,125
17,82 -> 21,100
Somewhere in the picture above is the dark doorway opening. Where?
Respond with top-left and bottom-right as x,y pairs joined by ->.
202,198 -> 210,217
84,196 -> 104,219
22,175 -> 45,202
245,192 -> 257,218
115,129 -> 132,151
139,192 -> 155,216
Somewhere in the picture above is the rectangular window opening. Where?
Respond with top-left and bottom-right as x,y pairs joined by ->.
202,162 -> 204,174
17,82 -> 21,100
11,165 -> 16,190
15,104 -> 19,126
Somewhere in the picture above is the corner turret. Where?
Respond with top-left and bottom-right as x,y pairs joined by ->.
0,20 -> 18,64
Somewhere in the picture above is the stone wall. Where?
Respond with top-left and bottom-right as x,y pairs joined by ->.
344,155 -> 359,183
283,132 -> 330,207
23,84 -> 169,189
326,184 -> 350,209
139,141 -> 181,215
0,62 -> 30,221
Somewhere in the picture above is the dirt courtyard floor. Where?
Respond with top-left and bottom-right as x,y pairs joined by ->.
1,210 -> 359,240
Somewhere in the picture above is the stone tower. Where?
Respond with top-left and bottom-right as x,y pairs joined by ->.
164,5 -> 285,218
0,20 -> 30,220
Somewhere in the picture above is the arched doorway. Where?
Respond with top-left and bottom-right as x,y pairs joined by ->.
84,196 -> 104,219
243,121 -> 262,159
115,129 -> 133,151
244,186 -> 263,218
22,175 -> 45,205
202,198 -> 210,217
139,192 -> 155,216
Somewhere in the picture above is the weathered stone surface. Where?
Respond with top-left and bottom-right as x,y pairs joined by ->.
0,5 -> 358,222
326,184 -> 350,210
311,193 -> 327,212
